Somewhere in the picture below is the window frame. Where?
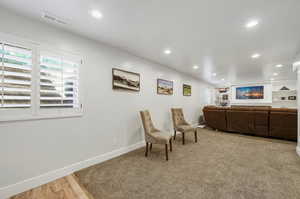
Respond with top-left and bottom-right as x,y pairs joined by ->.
0,33 -> 83,122
37,48 -> 83,117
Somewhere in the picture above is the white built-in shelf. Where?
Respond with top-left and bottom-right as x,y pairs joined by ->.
272,90 -> 296,93
272,89 -> 297,106
273,100 -> 296,102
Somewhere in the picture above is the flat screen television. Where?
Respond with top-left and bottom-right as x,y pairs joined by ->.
236,86 -> 264,99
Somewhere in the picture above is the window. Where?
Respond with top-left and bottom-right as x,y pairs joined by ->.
0,34 -> 82,121
0,43 -> 32,108
39,53 -> 80,109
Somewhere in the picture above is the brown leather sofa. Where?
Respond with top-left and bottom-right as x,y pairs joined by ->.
227,107 -> 270,137
269,108 -> 297,140
203,106 -> 297,141
202,106 -> 228,131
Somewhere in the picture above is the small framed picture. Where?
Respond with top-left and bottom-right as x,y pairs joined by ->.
157,79 -> 173,95
183,84 -> 191,96
222,94 -> 228,100
112,68 -> 140,91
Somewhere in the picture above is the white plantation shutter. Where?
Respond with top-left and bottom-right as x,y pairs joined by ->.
0,43 -> 32,108
40,53 -> 80,109
0,34 -> 82,121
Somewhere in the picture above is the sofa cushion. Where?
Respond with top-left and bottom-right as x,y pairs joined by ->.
226,109 -> 255,134
269,109 -> 297,141
176,125 -> 196,132
203,108 -> 227,131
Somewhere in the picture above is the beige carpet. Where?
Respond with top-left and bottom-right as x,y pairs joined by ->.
76,129 -> 300,199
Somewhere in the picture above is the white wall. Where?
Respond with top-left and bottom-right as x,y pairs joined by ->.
297,73 -> 300,156
295,54 -> 300,156
0,8 -> 213,195
272,80 -> 297,91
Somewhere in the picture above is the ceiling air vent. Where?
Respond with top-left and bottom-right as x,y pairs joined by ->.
42,12 -> 68,25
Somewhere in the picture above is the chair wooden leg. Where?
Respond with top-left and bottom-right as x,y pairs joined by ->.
182,132 -> 185,145
150,143 -> 152,151
169,139 -> 172,152
194,130 -> 198,143
174,130 -> 176,140
165,144 -> 168,161
145,142 -> 149,157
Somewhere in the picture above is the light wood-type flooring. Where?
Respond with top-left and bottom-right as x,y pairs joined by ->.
10,174 -> 94,199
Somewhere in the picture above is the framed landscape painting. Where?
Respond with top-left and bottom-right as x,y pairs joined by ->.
236,86 -> 264,99
183,84 -> 191,96
157,79 -> 173,95
112,68 -> 140,91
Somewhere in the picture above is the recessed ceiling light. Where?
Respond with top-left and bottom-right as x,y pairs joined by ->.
221,78 -> 225,81
273,72 -> 278,76
193,65 -> 199,69
270,78 -> 275,81
276,64 -> 283,68
245,20 -> 259,28
251,53 -> 261,59
212,73 -> 217,76
90,10 -> 103,19
164,49 -> 172,55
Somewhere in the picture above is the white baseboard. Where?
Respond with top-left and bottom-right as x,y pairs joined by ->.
0,141 -> 145,199
297,146 -> 300,157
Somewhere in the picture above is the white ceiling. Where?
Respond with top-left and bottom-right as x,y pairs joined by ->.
1,0 -> 300,86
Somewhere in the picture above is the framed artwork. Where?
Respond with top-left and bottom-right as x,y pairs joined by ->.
157,79 -> 173,95
112,68 -> 140,91
236,86 -> 264,99
222,94 -> 228,100
183,84 -> 191,96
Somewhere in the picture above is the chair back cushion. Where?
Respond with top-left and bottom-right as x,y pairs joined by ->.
140,110 -> 156,134
171,108 -> 186,127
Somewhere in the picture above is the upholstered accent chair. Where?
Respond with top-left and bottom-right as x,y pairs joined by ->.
140,110 -> 173,161
171,108 -> 197,145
